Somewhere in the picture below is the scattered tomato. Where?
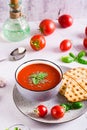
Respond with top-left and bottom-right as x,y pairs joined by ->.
85,26 -> 87,36
60,39 -> 72,51
58,14 -> 73,28
51,105 -> 65,119
39,19 -> 56,36
30,34 -> 46,51
34,105 -> 48,117
83,37 -> 87,48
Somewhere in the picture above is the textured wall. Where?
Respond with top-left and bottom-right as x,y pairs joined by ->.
0,0 -> 87,22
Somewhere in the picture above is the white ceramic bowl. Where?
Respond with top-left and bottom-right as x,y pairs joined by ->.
7,124 -> 30,130
15,59 -> 63,102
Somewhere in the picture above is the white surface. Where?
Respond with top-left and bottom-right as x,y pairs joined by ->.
0,19 -> 87,130
1,0 -> 87,22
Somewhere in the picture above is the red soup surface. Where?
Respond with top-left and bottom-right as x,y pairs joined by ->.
17,63 -> 61,91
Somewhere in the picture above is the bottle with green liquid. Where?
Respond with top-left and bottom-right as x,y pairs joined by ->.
3,0 -> 30,42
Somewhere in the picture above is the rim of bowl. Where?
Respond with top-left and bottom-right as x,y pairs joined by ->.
8,124 -> 29,129
15,59 -> 63,92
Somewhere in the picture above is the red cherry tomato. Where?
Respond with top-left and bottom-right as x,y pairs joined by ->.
85,26 -> 87,36
51,105 -> 65,119
35,105 -> 48,117
39,19 -> 56,36
58,14 -> 73,28
60,39 -> 72,51
83,38 -> 87,48
30,34 -> 46,51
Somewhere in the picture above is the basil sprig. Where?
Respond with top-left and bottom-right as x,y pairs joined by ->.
61,50 -> 87,64
29,72 -> 48,85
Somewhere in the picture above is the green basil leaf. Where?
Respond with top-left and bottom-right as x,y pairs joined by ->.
69,52 -> 76,59
14,127 -> 19,130
61,56 -> 74,63
77,50 -> 86,58
29,72 -> 48,85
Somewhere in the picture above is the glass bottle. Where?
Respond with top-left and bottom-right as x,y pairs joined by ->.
3,0 -> 30,42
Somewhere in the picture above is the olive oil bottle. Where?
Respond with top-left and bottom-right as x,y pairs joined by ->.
3,0 -> 30,42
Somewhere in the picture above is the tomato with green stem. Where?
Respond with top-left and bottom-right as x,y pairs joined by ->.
30,34 -> 46,51
39,19 -> 56,36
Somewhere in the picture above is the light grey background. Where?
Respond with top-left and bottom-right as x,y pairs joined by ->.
0,0 -> 87,22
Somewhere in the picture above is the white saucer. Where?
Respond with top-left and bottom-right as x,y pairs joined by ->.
13,66 -> 87,123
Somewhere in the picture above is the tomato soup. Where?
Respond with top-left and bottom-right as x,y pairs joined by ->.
17,63 -> 61,91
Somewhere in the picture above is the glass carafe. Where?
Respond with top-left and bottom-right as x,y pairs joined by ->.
3,0 -> 30,42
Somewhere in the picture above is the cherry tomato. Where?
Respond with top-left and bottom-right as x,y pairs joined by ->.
58,14 -> 73,28
83,37 -> 87,48
60,39 -> 72,51
85,26 -> 87,36
39,19 -> 56,36
34,105 -> 48,117
30,34 -> 46,51
51,105 -> 65,119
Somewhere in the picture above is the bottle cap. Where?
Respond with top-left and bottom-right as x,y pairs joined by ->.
10,11 -> 22,19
